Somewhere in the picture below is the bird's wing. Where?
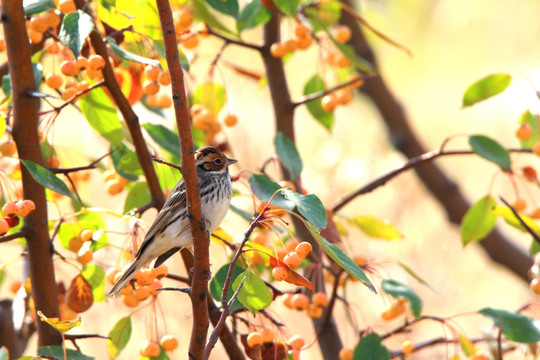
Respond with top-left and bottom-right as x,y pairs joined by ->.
136,178 -> 187,258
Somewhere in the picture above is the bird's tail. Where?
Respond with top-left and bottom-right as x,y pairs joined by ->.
109,258 -> 145,297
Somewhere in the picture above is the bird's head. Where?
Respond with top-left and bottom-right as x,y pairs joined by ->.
195,146 -> 237,173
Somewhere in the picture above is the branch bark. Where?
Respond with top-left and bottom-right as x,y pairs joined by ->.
155,1 -> 210,359
339,0 -> 532,280
1,0 -> 62,346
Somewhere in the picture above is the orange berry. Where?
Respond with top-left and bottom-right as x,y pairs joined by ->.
30,16 -> 49,33
85,67 -> 103,79
530,208 -> 540,219
270,43 -> 286,58
291,293 -> 309,310
119,283 -> 134,296
160,335 -> 179,351
294,23 -> 310,38
181,36 -> 199,49
530,278 -> 540,295
513,199 -> 527,212
157,71 -> 171,86
381,302 -> 405,321
247,332 -> 264,348
60,302 -> 78,320
283,39 -> 298,52
16,200 -> 36,217
43,9 -> 62,27
106,179 -> 123,195
149,279 -> 163,294
333,25 -> 352,43
134,286 -> 153,301
88,54 -> 105,70
261,328 -> 275,343
45,155 -> 61,168
295,242 -> 312,258
123,293 -> 140,307
190,104 -> 208,117
283,293 -> 294,309
77,249 -> 93,265
139,340 -> 161,357
469,352 -> 490,360
339,348 -> 354,360
174,8 -> 194,29
321,94 -> 337,112
285,238 -> 299,252
0,141 -> 16,156
152,264 -> 169,279
106,267 -> 120,285
142,80 -> 160,95
516,123 -> 533,140
136,268 -> 155,286
335,53 -> 352,67
311,292 -> 328,307
307,304 -> 323,319
62,87 -> 78,102
45,73 -> 63,89
44,38 -> 60,54
272,266 -> 288,281
335,88 -> 353,105
534,141 -> 540,156
79,229 -> 94,242
155,94 -> 172,108
28,29 -> 43,44
223,114 -> 238,127
297,35 -> 313,50
0,218 -> 9,235
61,60 -> 78,76
288,335 -> 305,350
68,237 -> 84,252
144,65 -> 161,81
284,252 -> 302,269
0,37 -> 4,52
2,202 -> 18,217
59,0 -> 76,13
401,340 -> 415,355
276,248 -> 287,261
75,56 -> 89,71
9,280 -> 21,294
251,232 -> 267,245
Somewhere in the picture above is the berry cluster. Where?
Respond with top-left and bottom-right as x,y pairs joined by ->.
142,65 -> 173,109
270,23 -> 313,58
102,169 -> 131,195
282,291 -> 329,320
191,104 -> 238,143
0,200 -> 36,235
106,265 -> 167,307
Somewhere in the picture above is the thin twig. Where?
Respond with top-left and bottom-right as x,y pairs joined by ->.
499,197 -> 540,245
323,270 -> 343,325
0,231 -> 26,243
332,148 -> 532,213
155,287 -> 190,294
152,157 -> 182,172
206,26 -> 263,51
165,273 -> 190,284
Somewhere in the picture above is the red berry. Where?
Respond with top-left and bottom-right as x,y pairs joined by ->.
5,216 -> 20,228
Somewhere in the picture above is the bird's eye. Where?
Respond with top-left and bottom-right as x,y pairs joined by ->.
214,158 -> 222,165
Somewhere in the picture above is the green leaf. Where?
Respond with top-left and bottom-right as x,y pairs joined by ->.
273,0 -> 300,17
237,0 -> 271,32
38,346 -> 94,360
303,75 -> 334,130
20,160 -> 72,198
462,73 -> 512,107
353,333 -> 390,360
79,212 -> 108,251
305,221 -> 376,293
98,0 -> 116,11
193,82 -> 227,114
81,264 -> 106,302
518,111 -> 539,149
111,143 -> 142,181
106,37 -> 160,65
304,1 -> 341,31
469,135 -> 511,170
350,215 -> 403,240
0,269 -> 5,290
381,279 -> 422,319
280,188 -> 326,229
209,264 -> 245,313
59,10 -> 95,58
124,182 -> 152,214
206,0 -> 239,18
79,87 -> 123,146
24,0 -> 56,15
230,204 -> 253,222
274,132 -> 302,180
479,308 -> 540,343
107,316 -> 132,359
531,239 -> 540,255
232,270 -> 272,316
460,195 -> 497,245
192,0 -> 236,36
248,174 -> 294,210
397,261 -> 435,292
142,123 -> 181,157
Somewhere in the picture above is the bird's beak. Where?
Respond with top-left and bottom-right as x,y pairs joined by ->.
226,157 -> 238,166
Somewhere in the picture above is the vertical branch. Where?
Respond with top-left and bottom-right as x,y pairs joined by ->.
154,1 -> 210,359
1,0 -> 62,346
260,9 -> 344,358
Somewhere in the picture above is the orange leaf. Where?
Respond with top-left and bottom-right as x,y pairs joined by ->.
66,274 -> 94,313
268,255 -> 313,291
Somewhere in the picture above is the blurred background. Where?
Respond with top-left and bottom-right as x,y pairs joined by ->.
4,0 -> 540,358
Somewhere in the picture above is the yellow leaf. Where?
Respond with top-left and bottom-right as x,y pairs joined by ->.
211,227 -> 233,245
350,215 -> 403,240
458,333 -> 477,357
37,310 -> 81,335
0,115 -> 5,138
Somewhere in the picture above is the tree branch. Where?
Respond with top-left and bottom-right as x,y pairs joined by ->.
154,1 -> 209,359
1,0 -> 62,346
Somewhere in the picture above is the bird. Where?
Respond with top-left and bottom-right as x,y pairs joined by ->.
109,146 -> 237,296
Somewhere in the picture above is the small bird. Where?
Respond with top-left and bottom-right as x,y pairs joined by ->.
109,146 -> 237,296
